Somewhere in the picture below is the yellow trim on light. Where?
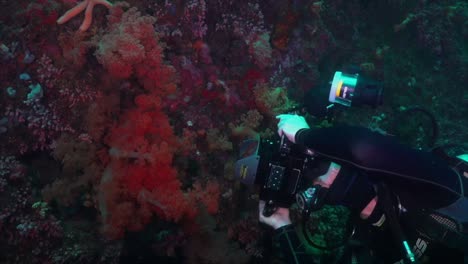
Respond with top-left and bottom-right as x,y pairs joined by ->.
241,166 -> 248,179
336,80 -> 343,97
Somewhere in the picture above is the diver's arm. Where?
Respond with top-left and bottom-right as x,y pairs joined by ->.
294,125 -> 462,209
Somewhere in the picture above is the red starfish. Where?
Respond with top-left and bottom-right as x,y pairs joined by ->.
57,0 -> 113,32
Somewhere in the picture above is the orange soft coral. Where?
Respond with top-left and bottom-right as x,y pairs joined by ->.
190,180 -> 221,214
254,84 -> 298,116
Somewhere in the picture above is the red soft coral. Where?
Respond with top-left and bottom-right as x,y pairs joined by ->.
94,4 -> 203,239
99,97 -> 195,238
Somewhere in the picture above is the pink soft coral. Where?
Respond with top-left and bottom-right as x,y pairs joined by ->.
95,4 -> 177,96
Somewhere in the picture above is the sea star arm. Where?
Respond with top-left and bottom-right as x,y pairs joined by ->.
56,0 -> 113,32
80,0 -> 95,31
57,0 -> 88,25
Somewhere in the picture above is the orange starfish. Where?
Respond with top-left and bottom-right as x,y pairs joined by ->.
57,0 -> 113,32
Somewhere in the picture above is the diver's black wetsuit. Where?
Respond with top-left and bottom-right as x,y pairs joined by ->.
272,126 -> 467,264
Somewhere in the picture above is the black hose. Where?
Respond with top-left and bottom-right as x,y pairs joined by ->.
391,106 -> 439,148
377,183 -> 420,264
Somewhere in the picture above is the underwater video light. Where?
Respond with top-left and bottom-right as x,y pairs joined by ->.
329,71 -> 383,108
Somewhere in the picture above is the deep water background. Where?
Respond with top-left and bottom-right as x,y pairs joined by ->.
0,0 -> 467,263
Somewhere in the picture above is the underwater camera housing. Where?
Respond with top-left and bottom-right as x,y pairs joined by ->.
234,135 -> 327,217
235,70 -> 384,217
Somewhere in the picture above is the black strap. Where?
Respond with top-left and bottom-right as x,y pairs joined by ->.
272,224 -> 317,264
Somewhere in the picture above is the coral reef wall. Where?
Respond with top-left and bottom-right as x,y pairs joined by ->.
0,0 -> 466,263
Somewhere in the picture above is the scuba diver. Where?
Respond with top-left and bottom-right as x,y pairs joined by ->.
259,114 -> 468,263
233,71 -> 468,263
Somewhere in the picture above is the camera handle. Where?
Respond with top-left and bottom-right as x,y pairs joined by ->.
262,200 -> 278,217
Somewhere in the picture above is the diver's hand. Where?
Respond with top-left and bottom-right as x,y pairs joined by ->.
259,201 -> 292,230
276,114 -> 310,143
